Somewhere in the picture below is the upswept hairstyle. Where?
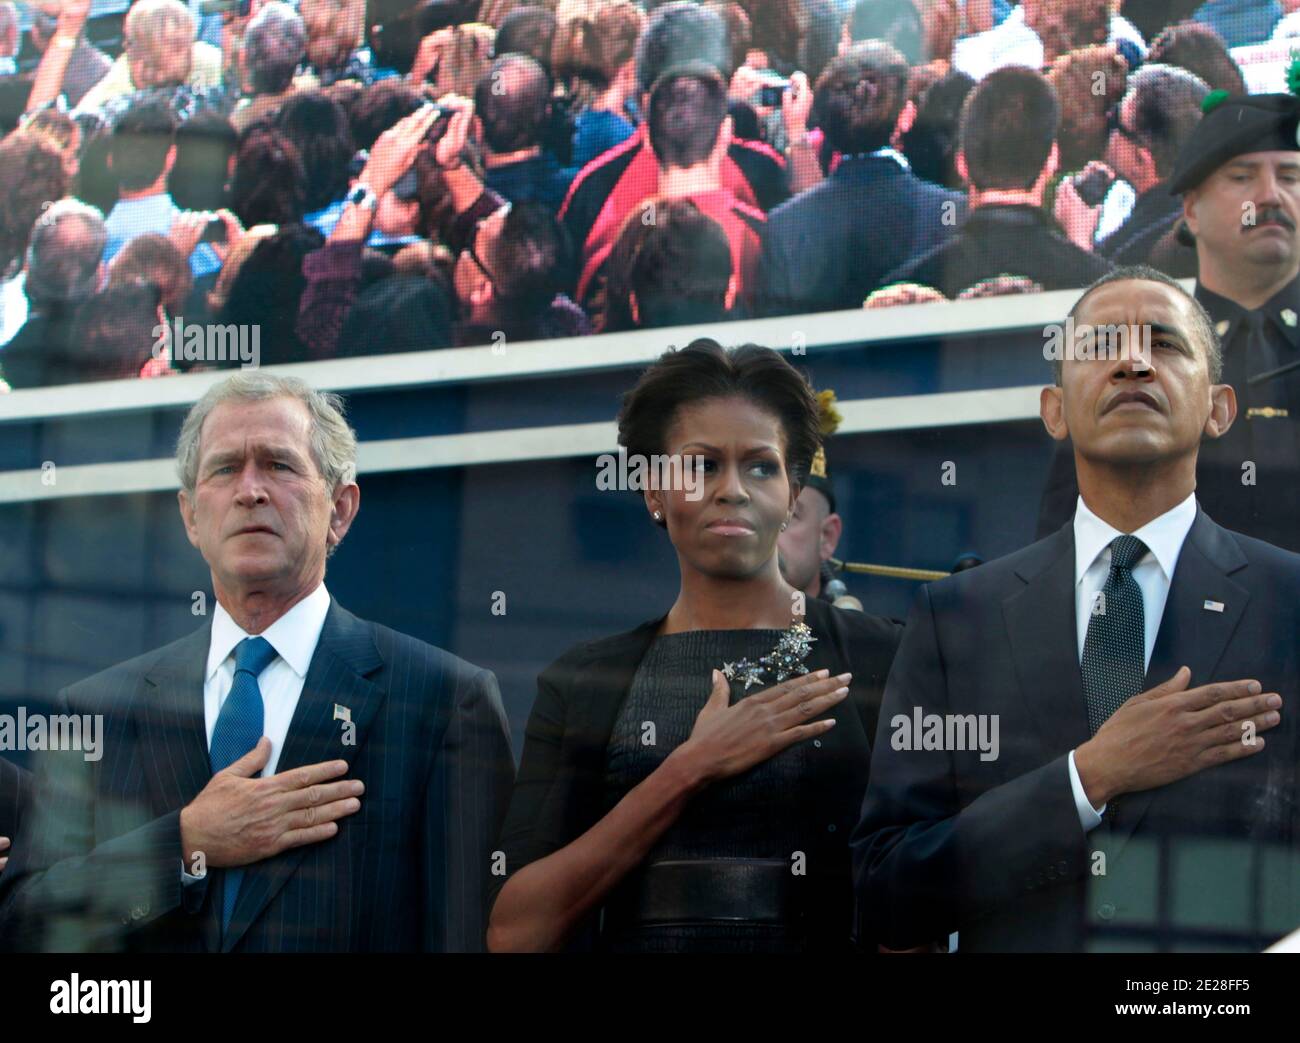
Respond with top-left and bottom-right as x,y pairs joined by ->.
616,339 -> 823,523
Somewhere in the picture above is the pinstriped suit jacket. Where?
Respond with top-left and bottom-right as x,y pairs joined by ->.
0,756 -> 29,852
0,600 -> 514,952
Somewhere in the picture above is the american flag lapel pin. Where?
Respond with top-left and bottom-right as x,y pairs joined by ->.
333,703 -> 352,723
1203,599 -> 1225,613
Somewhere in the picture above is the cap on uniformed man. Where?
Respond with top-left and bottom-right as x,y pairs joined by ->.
1167,65 -> 1300,195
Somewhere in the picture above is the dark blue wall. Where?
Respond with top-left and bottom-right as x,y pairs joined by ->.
0,326 -> 1058,758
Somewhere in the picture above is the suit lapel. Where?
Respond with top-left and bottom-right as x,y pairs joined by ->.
1108,509 -> 1250,855
221,600 -> 386,953
140,621 -> 216,805
1002,523 -> 1092,757
140,620 -> 221,952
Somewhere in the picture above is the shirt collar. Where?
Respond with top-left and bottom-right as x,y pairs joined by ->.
835,146 -> 910,172
113,192 -> 175,215
1073,492 -> 1198,586
206,583 -> 332,682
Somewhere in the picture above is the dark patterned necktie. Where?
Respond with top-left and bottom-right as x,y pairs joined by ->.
1081,535 -> 1148,736
209,636 -> 278,935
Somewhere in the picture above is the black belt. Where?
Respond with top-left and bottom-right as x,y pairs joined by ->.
604,858 -> 804,928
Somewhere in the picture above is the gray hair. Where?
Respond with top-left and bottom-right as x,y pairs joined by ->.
26,199 -> 106,310
125,0 -> 196,56
176,371 -> 358,497
1127,64 -> 1209,181
245,2 -> 308,95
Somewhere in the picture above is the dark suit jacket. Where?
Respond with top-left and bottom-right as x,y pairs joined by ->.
1096,181 -> 1182,268
490,596 -> 903,951
757,154 -> 965,316
0,309 -> 79,389
0,757 -> 29,849
853,509 -> 1300,952
0,600 -> 514,952
885,202 -> 1112,296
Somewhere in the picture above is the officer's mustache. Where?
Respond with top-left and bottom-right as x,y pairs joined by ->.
1247,207 -> 1296,232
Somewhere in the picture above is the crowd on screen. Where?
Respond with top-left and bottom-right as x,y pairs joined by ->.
0,0 -> 1286,387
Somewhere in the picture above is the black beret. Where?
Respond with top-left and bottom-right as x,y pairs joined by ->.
1168,91 -> 1300,195
804,471 -> 836,514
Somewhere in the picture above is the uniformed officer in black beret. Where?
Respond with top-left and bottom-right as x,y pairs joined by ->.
1039,84 -> 1300,552
778,393 -> 848,605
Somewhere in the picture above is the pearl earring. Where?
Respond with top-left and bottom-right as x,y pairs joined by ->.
653,511 -> 662,521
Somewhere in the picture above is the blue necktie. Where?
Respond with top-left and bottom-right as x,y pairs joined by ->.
209,636 -> 278,935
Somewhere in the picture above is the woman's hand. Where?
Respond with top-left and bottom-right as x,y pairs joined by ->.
681,667 -> 850,784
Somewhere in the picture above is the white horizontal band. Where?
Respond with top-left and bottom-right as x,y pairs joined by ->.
0,385 -> 1044,503
0,289 -> 1088,424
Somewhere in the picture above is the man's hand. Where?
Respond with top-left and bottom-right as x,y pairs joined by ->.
1075,667 -> 1282,807
1053,161 -> 1109,250
57,0 -> 91,36
0,834 -> 9,874
359,103 -> 442,198
168,211 -> 211,259
209,208 -> 245,263
410,27 -> 454,88
434,101 -> 473,169
179,737 -> 364,869
728,64 -> 765,104
782,71 -> 813,141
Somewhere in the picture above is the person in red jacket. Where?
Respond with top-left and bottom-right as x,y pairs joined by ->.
558,2 -> 786,310
576,63 -> 766,313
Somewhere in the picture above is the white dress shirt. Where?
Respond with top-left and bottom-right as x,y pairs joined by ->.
1094,178 -> 1137,243
953,8 -> 1148,81
181,583 -> 332,884
203,582 -> 332,777
0,272 -> 27,348
1066,493 -> 1198,830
